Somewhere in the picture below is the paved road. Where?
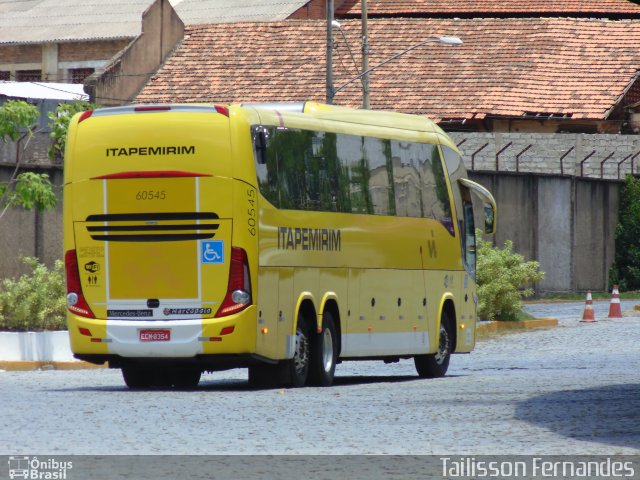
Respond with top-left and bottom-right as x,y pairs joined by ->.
1,301 -> 639,456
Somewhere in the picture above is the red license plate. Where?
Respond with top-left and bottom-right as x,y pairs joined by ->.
139,329 -> 171,342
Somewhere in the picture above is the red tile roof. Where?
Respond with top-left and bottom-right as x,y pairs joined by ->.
337,0 -> 640,17
136,18 -> 640,121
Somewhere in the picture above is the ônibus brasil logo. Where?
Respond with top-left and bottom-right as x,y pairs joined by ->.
8,456 -> 73,479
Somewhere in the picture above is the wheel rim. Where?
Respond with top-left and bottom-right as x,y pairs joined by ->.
434,324 -> 450,365
293,327 -> 309,374
322,327 -> 334,372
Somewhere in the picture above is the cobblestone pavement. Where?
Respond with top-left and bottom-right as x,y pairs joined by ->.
1,301 -> 639,456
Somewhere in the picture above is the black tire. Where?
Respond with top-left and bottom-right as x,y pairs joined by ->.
248,364 -> 278,388
280,313 -> 311,387
170,367 -> 202,389
414,311 -> 453,378
121,364 -> 153,389
308,311 -> 337,386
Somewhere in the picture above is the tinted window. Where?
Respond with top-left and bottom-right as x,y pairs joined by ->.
254,126 -> 453,233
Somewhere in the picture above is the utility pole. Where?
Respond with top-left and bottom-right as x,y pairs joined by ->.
326,0 -> 334,104
361,0 -> 370,109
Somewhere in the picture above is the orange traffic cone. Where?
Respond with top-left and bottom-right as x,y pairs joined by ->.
608,284 -> 623,319
580,291 -> 596,323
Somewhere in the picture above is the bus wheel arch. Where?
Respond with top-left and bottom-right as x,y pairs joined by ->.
318,295 -> 342,357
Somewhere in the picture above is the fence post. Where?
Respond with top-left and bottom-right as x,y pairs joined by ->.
618,154 -> 633,179
560,146 -> 574,176
471,143 -> 488,171
495,142 -> 512,171
580,150 -> 596,177
515,144 -> 532,173
599,151 -> 615,179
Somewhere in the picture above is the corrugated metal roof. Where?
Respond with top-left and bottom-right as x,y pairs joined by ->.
0,0 -> 151,44
0,0 -> 312,45
0,81 -> 88,100
169,0 -> 310,24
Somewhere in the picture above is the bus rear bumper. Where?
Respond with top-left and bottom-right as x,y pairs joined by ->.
67,308 -> 257,358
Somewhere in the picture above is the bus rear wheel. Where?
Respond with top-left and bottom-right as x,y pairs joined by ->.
170,367 -> 202,389
414,311 -> 453,378
121,364 -> 153,389
308,312 -> 337,386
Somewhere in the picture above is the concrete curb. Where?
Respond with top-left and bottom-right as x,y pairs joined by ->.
0,330 -> 105,371
0,360 -> 106,371
477,317 -> 559,335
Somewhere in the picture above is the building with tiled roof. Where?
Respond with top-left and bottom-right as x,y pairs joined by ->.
136,17 -> 640,133
0,0 -> 324,85
337,0 -> 640,18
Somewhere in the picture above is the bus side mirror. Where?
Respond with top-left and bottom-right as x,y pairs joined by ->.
254,128 -> 267,165
458,178 -> 497,235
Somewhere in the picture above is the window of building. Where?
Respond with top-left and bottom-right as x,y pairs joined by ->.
0,71 -> 10,81
15,70 -> 41,82
69,67 -> 95,84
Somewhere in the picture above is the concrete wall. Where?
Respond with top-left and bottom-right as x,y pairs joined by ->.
470,172 -> 620,294
88,0 -> 184,106
0,166 -> 63,279
451,132 -> 640,179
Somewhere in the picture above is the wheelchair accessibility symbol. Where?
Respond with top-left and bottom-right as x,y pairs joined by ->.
202,240 -> 224,264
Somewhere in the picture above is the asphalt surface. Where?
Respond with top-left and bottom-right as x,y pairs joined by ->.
1,300 -> 639,456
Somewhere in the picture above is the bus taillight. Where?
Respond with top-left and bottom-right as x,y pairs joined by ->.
64,249 -> 95,318
78,110 -> 93,123
215,247 -> 252,318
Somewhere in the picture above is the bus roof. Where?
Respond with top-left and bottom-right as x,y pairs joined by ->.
236,102 -> 458,152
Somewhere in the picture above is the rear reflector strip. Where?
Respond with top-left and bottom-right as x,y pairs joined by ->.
92,171 -> 212,180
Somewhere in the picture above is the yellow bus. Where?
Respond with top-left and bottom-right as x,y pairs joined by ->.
63,102 -> 496,389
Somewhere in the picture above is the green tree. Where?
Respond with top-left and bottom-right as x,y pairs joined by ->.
610,175 -> 640,290
0,99 -> 39,142
476,232 -> 545,321
48,100 -> 96,161
0,100 -> 57,220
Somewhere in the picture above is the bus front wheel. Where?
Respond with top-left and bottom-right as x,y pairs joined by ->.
308,312 -> 337,386
414,311 -> 453,378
